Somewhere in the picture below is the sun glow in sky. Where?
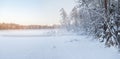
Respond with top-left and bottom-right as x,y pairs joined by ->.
0,0 -> 75,25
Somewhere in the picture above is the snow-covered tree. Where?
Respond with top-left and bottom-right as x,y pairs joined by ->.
60,0 -> 120,51
60,8 -> 70,30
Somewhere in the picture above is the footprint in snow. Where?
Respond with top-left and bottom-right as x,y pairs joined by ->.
52,46 -> 56,48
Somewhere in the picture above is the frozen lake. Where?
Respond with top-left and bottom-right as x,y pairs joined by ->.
0,29 -> 119,59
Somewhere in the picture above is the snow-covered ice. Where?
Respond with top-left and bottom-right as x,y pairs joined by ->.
0,29 -> 119,59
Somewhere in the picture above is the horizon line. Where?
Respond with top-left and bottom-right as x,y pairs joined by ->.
0,22 -> 60,26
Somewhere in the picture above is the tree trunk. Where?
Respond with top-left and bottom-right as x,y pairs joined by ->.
104,0 -> 108,10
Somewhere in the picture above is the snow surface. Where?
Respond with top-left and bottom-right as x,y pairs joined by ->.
0,29 -> 119,59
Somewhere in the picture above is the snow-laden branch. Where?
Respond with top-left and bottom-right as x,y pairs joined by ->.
82,1 -> 119,46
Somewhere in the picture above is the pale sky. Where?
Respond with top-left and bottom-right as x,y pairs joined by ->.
0,0 -> 75,25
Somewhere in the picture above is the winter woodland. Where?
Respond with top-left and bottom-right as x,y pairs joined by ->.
60,0 -> 120,51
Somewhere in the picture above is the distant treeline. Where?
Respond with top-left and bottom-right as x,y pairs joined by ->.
0,23 -> 59,30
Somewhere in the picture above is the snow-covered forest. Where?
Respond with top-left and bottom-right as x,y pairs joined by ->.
60,0 -> 120,51
0,0 -> 120,59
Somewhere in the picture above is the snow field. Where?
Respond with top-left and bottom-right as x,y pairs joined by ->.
0,29 -> 119,59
